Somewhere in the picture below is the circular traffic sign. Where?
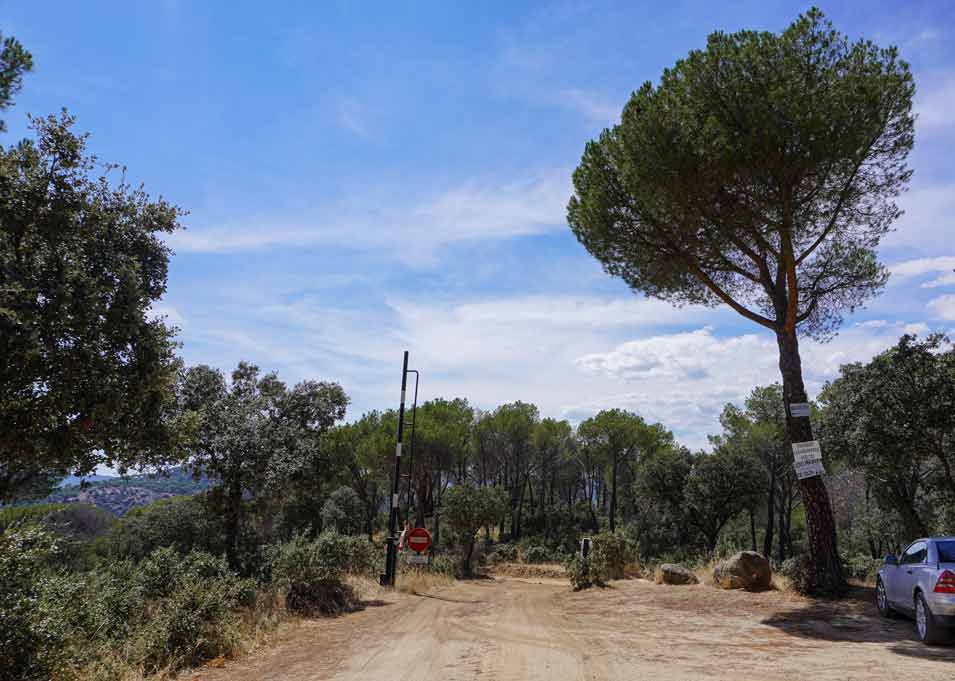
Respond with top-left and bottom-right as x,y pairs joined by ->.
406,527 -> 431,554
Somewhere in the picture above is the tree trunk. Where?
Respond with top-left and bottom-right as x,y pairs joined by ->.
763,467 -> 776,558
777,331 -> 844,594
609,452 -> 619,533
749,508 -> 757,552
225,476 -> 243,570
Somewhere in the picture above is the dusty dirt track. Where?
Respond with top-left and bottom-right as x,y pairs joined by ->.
191,576 -> 955,681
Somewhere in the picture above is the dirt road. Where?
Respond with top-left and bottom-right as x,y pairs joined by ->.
192,577 -> 955,681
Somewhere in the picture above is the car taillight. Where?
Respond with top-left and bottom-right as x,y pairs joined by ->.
935,570 -> 955,594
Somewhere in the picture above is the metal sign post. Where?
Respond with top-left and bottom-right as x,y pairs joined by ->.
381,351 -> 420,588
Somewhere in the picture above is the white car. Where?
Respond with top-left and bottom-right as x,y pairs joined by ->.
876,537 -> 955,644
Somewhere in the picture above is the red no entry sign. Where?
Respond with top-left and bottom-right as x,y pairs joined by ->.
406,527 -> 431,554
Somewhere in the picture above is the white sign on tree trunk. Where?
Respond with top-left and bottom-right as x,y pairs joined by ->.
792,440 -> 825,479
789,402 -> 811,418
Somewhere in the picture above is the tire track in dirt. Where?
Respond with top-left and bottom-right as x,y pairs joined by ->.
192,577 -> 955,681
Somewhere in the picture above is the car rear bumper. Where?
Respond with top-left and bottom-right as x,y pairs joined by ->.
928,593 -> 955,623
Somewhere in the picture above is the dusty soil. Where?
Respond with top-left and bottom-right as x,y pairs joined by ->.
190,577 -> 955,681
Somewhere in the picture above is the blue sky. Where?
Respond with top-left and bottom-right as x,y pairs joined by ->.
4,1 -> 955,449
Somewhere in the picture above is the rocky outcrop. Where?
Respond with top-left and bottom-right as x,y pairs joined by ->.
657,563 -> 699,585
713,551 -> 772,590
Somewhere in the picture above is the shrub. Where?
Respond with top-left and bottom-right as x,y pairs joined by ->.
779,555 -> 812,594
269,534 -> 356,615
320,486 -> 366,535
843,554 -> 882,582
97,495 -> 225,561
493,542 -> 518,562
591,531 -> 635,580
565,554 -> 603,590
133,575 -> 241,673
0,525 -> 75,681
428,553 -> 460,578
522,545 -> 552,564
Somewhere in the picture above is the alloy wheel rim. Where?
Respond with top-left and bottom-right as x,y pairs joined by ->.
877,582 -> 886,611
916,599 -> 927,639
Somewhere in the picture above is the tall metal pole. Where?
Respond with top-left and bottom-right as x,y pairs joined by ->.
381,351 -> 409,587
405,369 -> 419,524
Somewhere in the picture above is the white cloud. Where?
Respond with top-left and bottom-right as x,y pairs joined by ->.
916,74 -> 955,131
928,294 -> 955,320
560,88 -> 620,125
884,185 -> 955,251
148,303 -> 185,326
167,170 -> 570,262
889,255 -> 955,288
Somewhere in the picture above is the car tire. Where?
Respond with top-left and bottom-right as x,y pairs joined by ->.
915,591 -> 950,645
876,578 -> 898,619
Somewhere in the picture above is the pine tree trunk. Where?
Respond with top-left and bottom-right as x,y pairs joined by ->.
609,452 -> 619,533
763,467 -> 776,557
776,330 -> 845,595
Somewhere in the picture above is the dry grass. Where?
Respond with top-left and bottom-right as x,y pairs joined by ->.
395,569 -> 456,594
693,560 -> 717,586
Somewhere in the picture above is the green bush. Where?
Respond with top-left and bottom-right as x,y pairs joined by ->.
591,531 -> 635,580
133,575 -> 240,673
779,555 -> 812,594
492,542 -> 518,561
565,554 -> 604,590
0,525 -> 75,681
96,495 -> 224,561
428,552 -> 460,577
843,554 -> 882,582
269,534 -> 357,615
522,545 -> 552,564
320,486 -> 365,535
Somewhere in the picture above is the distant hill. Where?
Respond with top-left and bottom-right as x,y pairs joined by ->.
58,473 -> 117,487
35,467 -> 214,516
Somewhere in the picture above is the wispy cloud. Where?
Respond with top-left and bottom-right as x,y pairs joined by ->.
336,96 -> 370,138
560,88 -> 620,125
916,73 -> 955,131
928,294 -> 955,320
889,255 -> 955,287
167,170 -> 571,262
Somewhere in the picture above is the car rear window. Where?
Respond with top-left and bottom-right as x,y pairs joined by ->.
939,541 -> 955,563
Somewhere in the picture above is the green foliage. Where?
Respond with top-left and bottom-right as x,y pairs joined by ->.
685,448 -> 765,552
591,531 -> 636,581
269,534 -> 357,615
0,112 -> 188,503
97,494 -> 225,561
565,554 -> 599,590
178,362 -> 348,568
0,502 -> 115,539
441,484 -> 508,575
842,554 -> 882,583
427,553 -> 459,578
321,486 -> 365,535
0,525 -> 73,681
0,32 -> 32,131
522,545 -> 552,564
779,555 -> 813,595
567,8 -> 912,341
819,334 -> 955,538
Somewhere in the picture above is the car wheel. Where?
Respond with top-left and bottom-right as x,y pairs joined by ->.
915,592 -> 949,645
876,578 -> 898,618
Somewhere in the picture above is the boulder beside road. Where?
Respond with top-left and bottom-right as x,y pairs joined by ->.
657,563 -> 699,585
713,551 -> 772,590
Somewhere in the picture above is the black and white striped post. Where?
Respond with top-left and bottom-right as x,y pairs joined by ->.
382,350 -> 411,587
